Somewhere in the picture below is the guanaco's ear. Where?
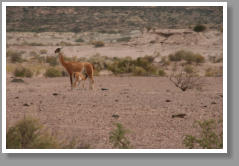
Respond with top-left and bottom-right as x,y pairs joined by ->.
55,48 -> 61,53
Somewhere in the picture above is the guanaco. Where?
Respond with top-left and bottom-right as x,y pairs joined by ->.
54,48 -> 94,90
72,72 -> 87,89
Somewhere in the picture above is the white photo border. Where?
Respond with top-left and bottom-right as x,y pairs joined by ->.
1,1 -> 227,153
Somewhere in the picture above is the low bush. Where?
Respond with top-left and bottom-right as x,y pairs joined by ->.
193,24 -> 207,32
75,38 -> 84,43
169,68 -> 201,91
39,49 -> 48,54
109,123 -> 131,149
46,56 -> 59,66
208,55 -> 223,63
205,67 -> 223,77
183,119 -> 223,149
14,67 -> 33,78
44,67 -> 62,77
158,69 -> 166,76
7,117 -> 59,149
7,50 -> 24,63
92,41 -> 105,47
117,37 -> 131,42
168,50 -> 205,64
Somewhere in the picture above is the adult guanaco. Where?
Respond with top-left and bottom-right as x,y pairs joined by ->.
54,48 -> 94,90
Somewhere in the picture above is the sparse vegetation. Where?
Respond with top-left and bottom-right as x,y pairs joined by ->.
205,66 -> 223,77
39,49 -> 48,54
193,24 -> 207,32
117,37 -> 131,42
44,67 -> 62,77
7,117 -> 59,149
75,38 -> 84,43
46,56 -> 59,66
168,50 -> 205,64
7,50 -> 25,63
92,41 -> 105,47
208,55 -> 223,63
109,123 -> 131,149
183,119 -> 223,149
14,67 -> 33,78
169,67 -> 201,91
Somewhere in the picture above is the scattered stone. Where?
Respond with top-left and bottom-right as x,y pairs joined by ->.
165,99 -> 171,102
11,78 -> 24,83
203,105 -> 207,108
101,88 -> 109,91
92,105 -> 96,107
15,97 -> 19,99
211,101 -> 217,104
23,103 -> 30,107
112,114 -> 119,119
52,93 -> 59,96
172,113 -> 186,118
115,99 -> 119,102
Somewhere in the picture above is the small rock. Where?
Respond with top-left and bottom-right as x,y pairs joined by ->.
172,113 -> 186,118
203,105 -> 207,108
92,105 -> 96,107
15,97 -> 19,99
211,101 -> 217,104
165,99 -> 171,102
11,78 -> 24,83
101,88 -> 109,91
115,99 -> 119,102
52,93 -> 59,96
23,103 -> 30,107
112,114 -> 119,119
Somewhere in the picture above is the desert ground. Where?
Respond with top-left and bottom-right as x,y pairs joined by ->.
6,76 -> 222,149
6,28 -> 223,149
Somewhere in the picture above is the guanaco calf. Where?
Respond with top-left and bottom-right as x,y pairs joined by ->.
54,48 -> 94,90
72,72 -> 87,89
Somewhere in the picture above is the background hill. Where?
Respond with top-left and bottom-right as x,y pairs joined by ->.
6,6 -> 223,32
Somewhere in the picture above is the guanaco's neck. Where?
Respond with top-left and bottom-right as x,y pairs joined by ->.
58,52 -> 67,66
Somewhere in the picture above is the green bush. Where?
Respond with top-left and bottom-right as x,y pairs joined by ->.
44,67 -> 62,77
205,67 -> 223,77
7,50 -> 24,63
14,67 -> 33,78
183,120 -> 223,149
133,66 -> 147,76
109,123 -> 131,149
158,69 -> 166,76
46,56 -> 58,66
75,38 -> 84,43
117,37 -> 131,42
193,24 -> 207,32
168,50 -> 205,64
7,117 -> 59,149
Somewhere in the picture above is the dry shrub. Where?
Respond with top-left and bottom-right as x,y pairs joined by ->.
169,67 -> 201,91
205,66 -> 223,77
109,123 -> 131,149
92,41 -> 105,47
14,66 -> 33,78
208,55 -> 223,63
183,119 -> 223,149
40,49 -> 48,54
46,56 -> 59,66
7,50 -> 25,63
7,117 -> 59,149
168,50 -> 205,64
44,67 -> 62,77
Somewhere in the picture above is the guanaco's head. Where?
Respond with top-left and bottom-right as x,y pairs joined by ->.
55,48 -> 62,54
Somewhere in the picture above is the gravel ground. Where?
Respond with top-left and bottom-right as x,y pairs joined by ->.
6,76 -> 223,149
